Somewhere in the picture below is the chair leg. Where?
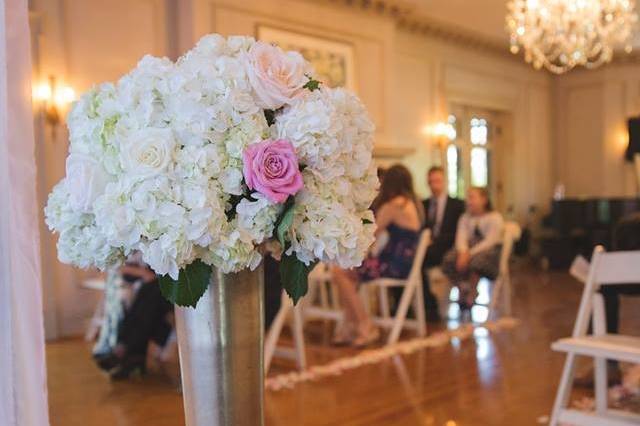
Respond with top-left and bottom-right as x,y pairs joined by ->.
592,292 -> 608,414
306,276 -> 318,305
549,352 -> 578,426
359,286 -> 371,315
319,280 -> 329,309
291,304 -> 307,371
434,277 -> 452,320
264,294 -> 290,375
379,287 -> 391,319
489,277 -> 503,321
594,356 -> 608,415
503,273 -> 512,317
330,280 -> 341,310
387,281 -> 417,345
413,280 -> 427,337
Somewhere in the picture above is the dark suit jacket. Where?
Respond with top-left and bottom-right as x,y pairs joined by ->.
422,196 -> 465,266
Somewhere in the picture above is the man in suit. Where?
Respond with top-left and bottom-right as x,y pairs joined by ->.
422,166 -> 465,321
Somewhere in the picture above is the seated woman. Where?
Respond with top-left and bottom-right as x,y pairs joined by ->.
95,255 -> 174,380
332,164 -> 424,348
442,186 -> 503,311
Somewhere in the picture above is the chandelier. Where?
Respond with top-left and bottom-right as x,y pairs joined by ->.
506,0 -> 639,74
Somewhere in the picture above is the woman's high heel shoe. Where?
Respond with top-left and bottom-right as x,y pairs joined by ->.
109,355 -> 146,381
458,285 -> 478,312
352,326 -> 380,349
94,352 -> 120,372
331,322 -> 356,346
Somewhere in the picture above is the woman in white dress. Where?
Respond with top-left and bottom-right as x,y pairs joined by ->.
442,187 -> 503,311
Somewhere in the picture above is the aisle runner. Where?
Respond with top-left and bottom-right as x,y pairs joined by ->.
265,317 -> 520,391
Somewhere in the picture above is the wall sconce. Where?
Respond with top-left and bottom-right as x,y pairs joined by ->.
32,75 -> 75,128
422,121 -> 456,147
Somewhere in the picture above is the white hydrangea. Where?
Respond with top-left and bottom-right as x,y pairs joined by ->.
274,88 -> 377,268
45,180 -> 121,269
236,193 -> 283,244
287,172 -> 376,268
45,34 -> 378,286
274,87 -> 375,183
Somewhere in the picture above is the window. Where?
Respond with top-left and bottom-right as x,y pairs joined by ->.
446,144 -> 460,196
444,108 -> 495,198
470,117 -> 488,145
470,147 -> 488,187
470,117 -> 489,188
445,115 -> 464,198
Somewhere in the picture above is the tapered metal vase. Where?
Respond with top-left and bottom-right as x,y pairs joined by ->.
175,265 -> 264,426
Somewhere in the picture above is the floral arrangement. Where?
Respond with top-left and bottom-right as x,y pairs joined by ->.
45,35 -> 378,307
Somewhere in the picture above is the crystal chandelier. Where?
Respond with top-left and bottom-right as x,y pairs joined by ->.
506,0 -> 639,74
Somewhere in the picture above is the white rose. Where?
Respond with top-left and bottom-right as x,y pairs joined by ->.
244,41 -> 310,110
65,153 -> 110,213
120,128 -> 176,177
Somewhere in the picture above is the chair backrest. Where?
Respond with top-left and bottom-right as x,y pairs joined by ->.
572,246 -> 640,337
406,229 -> 431,283
308,262 -> 331,286
499,221 -> 521,275
590,249 -> 640,285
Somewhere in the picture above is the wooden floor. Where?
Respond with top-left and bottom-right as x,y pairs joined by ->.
47,263 -> 640,426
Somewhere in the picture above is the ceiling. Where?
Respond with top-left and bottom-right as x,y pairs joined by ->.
400,0 -> 512,44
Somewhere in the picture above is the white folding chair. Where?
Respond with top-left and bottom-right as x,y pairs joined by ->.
300,263 -> 342,322
550,246 -> 640,426
487,221 -> 521,319
265,262 -> 342,374
264,291 -> 306,374
360,229 -> 431,345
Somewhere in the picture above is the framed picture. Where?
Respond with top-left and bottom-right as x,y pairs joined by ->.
256,25 -> 356,91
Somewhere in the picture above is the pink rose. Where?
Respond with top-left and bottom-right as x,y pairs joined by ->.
244,41 -> 310,110
243,139 -> 304,203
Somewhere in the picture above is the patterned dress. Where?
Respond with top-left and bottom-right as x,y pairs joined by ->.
357,223 -> 420,282
92,267 -> 124,356
442,211 -> 504,283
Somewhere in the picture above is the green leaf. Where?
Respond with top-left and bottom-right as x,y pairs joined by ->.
303,78 -> 321,91
276,206 -> 295,247
279,254 -> 316,305
362,218 -> 373,225
159,260 -> 212,308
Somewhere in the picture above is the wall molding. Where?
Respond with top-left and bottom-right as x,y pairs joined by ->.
310,0 -> 518,61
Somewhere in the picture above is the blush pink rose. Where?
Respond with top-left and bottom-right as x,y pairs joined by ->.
243,139 -> 304,204
244,41 -> 310,110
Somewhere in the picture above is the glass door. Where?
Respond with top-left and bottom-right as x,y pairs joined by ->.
444,105 -> 502,209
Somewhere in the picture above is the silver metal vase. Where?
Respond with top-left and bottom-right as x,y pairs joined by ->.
175,265 -> 264,426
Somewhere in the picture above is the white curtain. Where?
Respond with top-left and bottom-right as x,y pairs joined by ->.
0,0 -> 50,424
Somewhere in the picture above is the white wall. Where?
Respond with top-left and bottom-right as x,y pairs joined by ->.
553,64 -> 640,198
32,0 -> 555,337
31,0 -> 175,338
